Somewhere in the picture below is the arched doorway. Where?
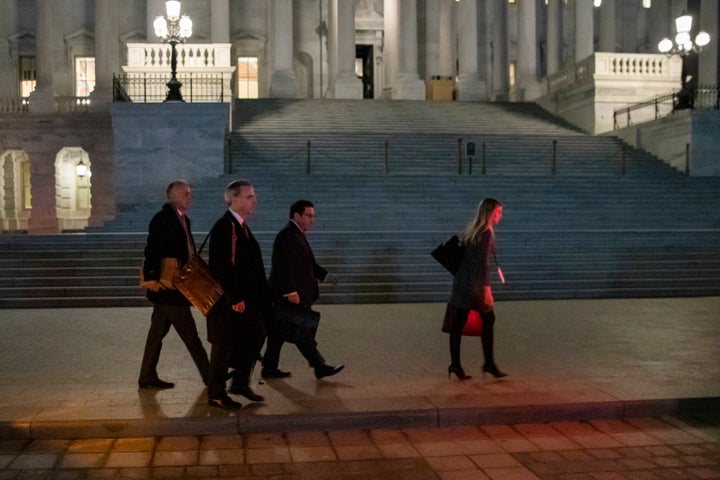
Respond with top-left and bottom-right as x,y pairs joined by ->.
55,147 -> 92,231
0,149 -> 32,232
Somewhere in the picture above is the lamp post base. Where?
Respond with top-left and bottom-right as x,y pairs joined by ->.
165,79 -> 185,102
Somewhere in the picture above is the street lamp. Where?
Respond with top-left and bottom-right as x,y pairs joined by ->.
153,1 -> 192,102
658,12 -> 711,110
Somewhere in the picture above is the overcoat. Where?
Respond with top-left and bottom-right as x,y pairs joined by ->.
206,211 -> 269,347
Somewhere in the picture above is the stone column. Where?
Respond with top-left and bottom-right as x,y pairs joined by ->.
424,0 -> 453,79
211,0 -> 230,43
492,0 -> 509,100
516,0 -> 542,100
388,0 -> 425,99
90,0 -> 119,108
269,0 -> 298,98
327,0 -> 362,98
599,0 -> 616,52
147,0 -> 165,42
546,0 -> 562,75
383,0 -> 399,98
27,149 -> 59,234
648,0 -> 671,53
438,0 -> 454,77
574,0 -> 594,62
28,0 -> 56,113
698,0 -> 718,85
456,0 -> 485,100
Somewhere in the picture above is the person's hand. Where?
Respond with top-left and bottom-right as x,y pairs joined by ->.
145,280 -> 165,292
231,301 -> 246,313
286,292 -> 300,304
483,285 -> 494,311
325,274 -> 339,286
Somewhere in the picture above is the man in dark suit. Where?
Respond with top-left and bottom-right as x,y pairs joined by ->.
206,179 -> 269,409
263,200 -> 344,380
138,180 -> 210,389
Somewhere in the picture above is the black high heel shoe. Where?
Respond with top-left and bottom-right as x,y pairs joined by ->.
448,364 -> 472,380
482,364 -> 507,378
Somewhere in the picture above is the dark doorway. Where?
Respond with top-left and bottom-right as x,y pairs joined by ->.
356,45 -> 374,99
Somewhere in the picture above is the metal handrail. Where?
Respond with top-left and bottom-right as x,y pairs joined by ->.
614,84 -> 719,130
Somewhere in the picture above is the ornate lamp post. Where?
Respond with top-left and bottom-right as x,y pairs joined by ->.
153,1 -> 192,102
658,13 -> 711,110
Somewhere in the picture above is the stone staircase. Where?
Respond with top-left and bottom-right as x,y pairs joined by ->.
1,99 -> 719,308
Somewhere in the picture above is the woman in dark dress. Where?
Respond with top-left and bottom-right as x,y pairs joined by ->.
443,198 -> 507,380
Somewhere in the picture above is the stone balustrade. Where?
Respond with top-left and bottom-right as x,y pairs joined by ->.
125,43 -> 233,71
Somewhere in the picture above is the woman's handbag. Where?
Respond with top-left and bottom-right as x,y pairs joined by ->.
273,304 -> 321,344
462,310 -> 483,336
173,232 -> 224,317
431,234 -> 465,274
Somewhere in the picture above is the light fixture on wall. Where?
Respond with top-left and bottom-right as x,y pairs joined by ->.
76,159 -> 89,178
642,0 -> 651,8
153,1 -> 192,102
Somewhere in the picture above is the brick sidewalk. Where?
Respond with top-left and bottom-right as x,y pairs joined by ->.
1,415 -> 719,479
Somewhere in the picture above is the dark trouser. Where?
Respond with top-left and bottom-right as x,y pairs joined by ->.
449,307 -> 496,368
138,304 -> 210,385
263,334 -> 326,370
208,343 -> 232,399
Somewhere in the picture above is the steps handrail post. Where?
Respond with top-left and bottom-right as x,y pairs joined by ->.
307,140 -> 311,175
385,140 -> 389,174
621,143 -> 626,176
458,138 -> 462,174
551,139 -> 557,175
482,141 -> 486,175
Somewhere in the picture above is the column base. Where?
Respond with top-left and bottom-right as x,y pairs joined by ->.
89,87 -> 113,110
456,76 -> 487,101
328,73 -> 363,99
511,79 -> 546,101
391,74 -> 426,100
270,69 -> 298,98
28,86 -> 56,114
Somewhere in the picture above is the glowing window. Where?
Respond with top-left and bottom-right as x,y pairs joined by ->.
509,61 -> 516,86
237,57 -> 259,99
75,57 -> 96,97
19,56 -> 36,97
21,160 -> 31,210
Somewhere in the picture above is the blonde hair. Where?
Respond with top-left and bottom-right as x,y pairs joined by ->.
460,198 -> 502,244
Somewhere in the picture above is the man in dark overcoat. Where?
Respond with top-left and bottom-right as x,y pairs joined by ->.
139,179 -> 210,389
206,179 -> 269,409
262,200 -> 343,380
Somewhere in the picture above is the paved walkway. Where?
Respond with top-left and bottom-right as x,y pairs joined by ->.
1,298 -> 719,440
1,298 -> 720,478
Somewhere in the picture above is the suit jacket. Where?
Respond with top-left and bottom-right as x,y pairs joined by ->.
143,203 -> 194,305
269,221 -> 327,307
206,211 -> 269,346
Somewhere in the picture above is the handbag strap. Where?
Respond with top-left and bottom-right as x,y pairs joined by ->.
197,221 -> 238,265
197,231 -> 211,256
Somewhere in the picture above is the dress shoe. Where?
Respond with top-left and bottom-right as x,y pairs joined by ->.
448,364 -> 471,380
138,379 -> 175,389
482,364 -> 507,378
314,364 -> 344,379
228,385 -> 265,402
261,368 -> 292,379
208,396 -> 242,409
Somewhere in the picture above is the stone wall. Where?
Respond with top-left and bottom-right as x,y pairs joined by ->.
111,103 -> 229,206
0,112 -> 115,234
